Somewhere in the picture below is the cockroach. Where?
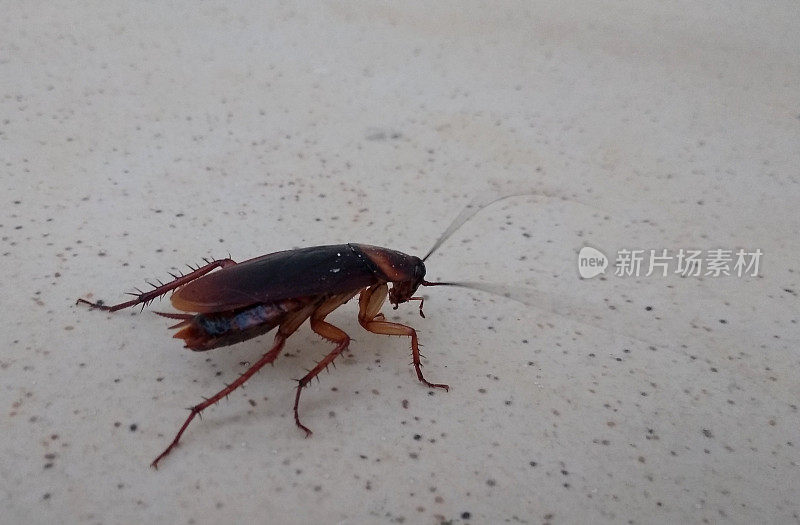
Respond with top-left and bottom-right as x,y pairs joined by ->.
78,191 -> 536,468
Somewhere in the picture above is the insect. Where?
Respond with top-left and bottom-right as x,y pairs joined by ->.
78,191 -> 534,468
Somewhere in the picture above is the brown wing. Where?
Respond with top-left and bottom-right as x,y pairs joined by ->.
170,244 -> 381,313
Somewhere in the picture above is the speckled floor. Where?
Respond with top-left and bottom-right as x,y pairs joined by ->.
2,2 -> 799,524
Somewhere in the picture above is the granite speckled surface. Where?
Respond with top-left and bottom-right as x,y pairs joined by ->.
2,2 -> 798,524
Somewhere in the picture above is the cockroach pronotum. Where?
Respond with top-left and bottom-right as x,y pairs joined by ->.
78,190 -> 544,468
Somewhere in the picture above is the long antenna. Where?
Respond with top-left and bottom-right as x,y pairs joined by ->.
418,187 -> 664,344
422,280 -> 660,347
421,185 -> 584,262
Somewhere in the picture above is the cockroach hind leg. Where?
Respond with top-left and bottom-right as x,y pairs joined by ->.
153,311 -> 193,321
75,298 -> 109,310
151,334 -> 286,468
78,257 -> 237,314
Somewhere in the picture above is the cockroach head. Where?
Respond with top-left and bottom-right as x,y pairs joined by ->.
355,244 -> 428,306
388,256 -> 426,306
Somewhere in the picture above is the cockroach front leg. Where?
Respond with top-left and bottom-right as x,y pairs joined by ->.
359,284 -> 449,391
77,258 -> 237,312
151,333 -> 286,468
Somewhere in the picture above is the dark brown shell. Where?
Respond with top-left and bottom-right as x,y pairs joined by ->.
170,244 -> 383,313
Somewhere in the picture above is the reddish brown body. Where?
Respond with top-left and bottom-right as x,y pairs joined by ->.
78,243 -> 444,468
161,244 -> 424,350
77,191 -> 529,468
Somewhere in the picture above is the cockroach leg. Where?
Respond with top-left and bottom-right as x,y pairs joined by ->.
153,302 -> 318,467
292,292 -> 358,436
294,317 -> 351,436
358,285 -> 448,391
77,258 -> 237,312
151,333 -> 286,469
363,318 -> 449,391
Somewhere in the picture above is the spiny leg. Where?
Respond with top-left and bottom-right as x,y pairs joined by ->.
151,303 -> 317,468
358,284 -> 449,391
151,333 -> 286,469
151,302 -> 318,468
363,319 -> 449,391
77,258 -> 237,312
294,318 -> 350,436
292,292 -> 357,436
